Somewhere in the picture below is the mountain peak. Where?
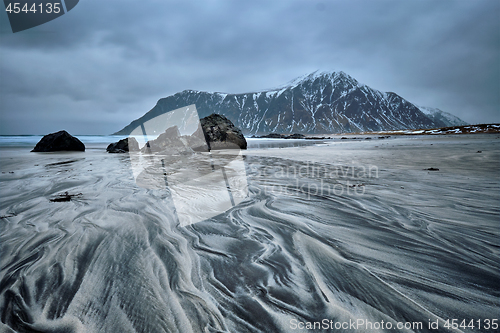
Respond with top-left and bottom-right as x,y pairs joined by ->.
284,70 -> 358,88
114,71 -> 466,135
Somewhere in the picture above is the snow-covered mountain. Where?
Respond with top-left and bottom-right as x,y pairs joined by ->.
417,106 -> 467,127
115,71 -> 465,135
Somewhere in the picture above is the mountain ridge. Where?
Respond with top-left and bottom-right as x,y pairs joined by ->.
114,71 -> 467,135
417,106 -> 467,127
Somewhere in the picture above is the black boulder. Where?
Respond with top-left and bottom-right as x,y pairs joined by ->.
107,137 -> 140,153
199,114 -> 247,150
31,130 -> 85,152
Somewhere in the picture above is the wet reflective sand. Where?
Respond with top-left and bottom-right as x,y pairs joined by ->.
1,134 -> 498,332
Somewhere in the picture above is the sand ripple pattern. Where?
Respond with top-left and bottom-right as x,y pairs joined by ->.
1,145 -> 499,332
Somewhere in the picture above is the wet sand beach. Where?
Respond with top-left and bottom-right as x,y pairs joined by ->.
1,134 -> 499,332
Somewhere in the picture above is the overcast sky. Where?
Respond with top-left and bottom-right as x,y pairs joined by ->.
0,0 -> 498,135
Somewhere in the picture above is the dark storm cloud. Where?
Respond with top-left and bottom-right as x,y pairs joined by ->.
0,0 -> 498,134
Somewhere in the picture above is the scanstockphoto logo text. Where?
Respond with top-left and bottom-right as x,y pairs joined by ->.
4,0 -> 79,33
249,161 -> 379,198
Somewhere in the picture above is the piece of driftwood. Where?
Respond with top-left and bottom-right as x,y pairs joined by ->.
50,192 -> 82,202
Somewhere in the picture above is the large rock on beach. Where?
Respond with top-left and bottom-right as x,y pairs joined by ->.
31,130 -> 85,152
199,114 -> 247,150
106,137 -> 140,153
137,114 -> 246,155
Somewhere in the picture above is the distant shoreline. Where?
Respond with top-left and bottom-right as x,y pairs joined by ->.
249,123 -> 500,138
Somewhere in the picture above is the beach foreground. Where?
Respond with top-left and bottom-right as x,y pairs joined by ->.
1,134 -> 499,332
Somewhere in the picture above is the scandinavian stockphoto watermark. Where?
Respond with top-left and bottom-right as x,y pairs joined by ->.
4,0 -> 79,33
290,318 -> 425,331
250,160 -> 379,199
124,103 -> 377,226
127,104 -> 248,228
290,318 -> 499,331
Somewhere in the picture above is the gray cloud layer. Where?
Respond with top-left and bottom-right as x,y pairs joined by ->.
1,0 -> 498,134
